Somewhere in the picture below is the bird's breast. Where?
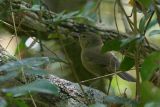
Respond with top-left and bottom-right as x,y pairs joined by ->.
81,49 -> 106,76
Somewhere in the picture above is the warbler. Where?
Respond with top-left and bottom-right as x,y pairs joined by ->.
79,32 -> 135,82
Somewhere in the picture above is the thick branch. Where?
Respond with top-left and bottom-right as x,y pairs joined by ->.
0,44 -> 106,106
43,75 -> 106,106
0,0 -> 158,59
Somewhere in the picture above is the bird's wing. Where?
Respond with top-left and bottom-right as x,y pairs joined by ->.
83,47 -> 120,69
83,47 -> 136,82
118,72 -> 136,82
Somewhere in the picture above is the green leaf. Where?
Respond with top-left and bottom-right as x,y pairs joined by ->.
31,5 -> 41,11
120,56 -> 134,71
89,103 -> 106,107
0,57 -> 65,72
141,52 -> 160,81
79,0 -> 97,21
52,11 -> 65,23
0,57 -> 48,72
141,82 -> 160,104
24,67 -> 48,76
0,57 -> 65,81
149,30 -> 160,36
139,12 -> 153,33
146,19 -> 158,31
121,36 -> 139,47
104,96 -> 137,106
0,71 -> 18,82
62,11 -> 80,19
121,36 -> 144,54
2,79 -> 59,97
0,97 -> 7,107
139,14 -> 148,32
139,0 -> 152,9
101,39 -> 121,53
53,11 -> 80,23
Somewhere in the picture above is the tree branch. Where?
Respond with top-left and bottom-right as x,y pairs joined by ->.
0,0 -> 158,59
0,1 -> 144,106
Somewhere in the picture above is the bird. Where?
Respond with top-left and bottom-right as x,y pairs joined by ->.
79,32 -> 135,93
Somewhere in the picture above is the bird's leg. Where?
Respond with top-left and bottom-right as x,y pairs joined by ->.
107,77 -> 112,95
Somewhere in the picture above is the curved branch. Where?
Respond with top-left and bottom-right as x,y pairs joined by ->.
0,0 -> 157,58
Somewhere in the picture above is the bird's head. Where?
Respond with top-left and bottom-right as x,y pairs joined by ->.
79,32 -> 103,49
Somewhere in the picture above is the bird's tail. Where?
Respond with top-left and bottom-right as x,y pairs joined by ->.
118,72 -> 136,82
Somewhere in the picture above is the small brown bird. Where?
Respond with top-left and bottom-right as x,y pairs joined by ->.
79,32 -> 135,84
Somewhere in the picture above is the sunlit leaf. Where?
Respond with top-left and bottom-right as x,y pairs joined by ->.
2,79 -> 59,97
141,52 -> 160,81
120,56 -> 134,71
149,30 -> 160,36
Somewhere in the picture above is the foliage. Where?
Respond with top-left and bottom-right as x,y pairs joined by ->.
0,0 -> 160,106
2,79 -> 59,97
141,52 -> 160,81
101,0 -> 160,106
0,57 -> 62,106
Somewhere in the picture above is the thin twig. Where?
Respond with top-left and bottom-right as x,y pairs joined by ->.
80,71 -> 124,83
132,1 -> 140,101
117,0 -> 134,31
9,0 -> 37,107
